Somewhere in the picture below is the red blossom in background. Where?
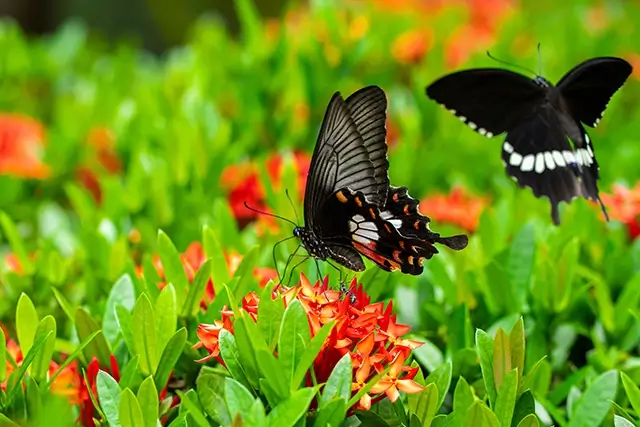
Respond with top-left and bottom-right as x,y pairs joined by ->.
599,183 -> 640,239
194,273 -> 424,411
77,356 -> 120,427
391,29 -> 432,65
420,186 -> 488,232
139,241 -> 277,309
0,113 -> 50,179
221,152 -> 311,231
76,126 -> 122,204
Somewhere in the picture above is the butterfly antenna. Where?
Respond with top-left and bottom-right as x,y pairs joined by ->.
243,201 -> 298,227
285,189 -> 301,224
486,50 -> 537,77
537,42 -> 542,76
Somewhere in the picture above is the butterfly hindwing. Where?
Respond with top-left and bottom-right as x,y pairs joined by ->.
557,57 -> 632,128
425,68 -> 546,136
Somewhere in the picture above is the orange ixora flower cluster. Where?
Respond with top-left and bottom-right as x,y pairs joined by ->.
139,241 -> 277,308
420,185 -> 488,232
221,151 -> 310,230
0,113 -> 50,179
194,273 -> 424,411
599,183 -> 640,239
76,126 -> 122,204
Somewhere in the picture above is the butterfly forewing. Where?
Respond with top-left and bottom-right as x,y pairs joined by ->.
345,86 -> 390,205
425,68 -> 546,136
557,57 -> 632,128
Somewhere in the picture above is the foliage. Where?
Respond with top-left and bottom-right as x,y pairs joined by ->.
2,0 -> 640,426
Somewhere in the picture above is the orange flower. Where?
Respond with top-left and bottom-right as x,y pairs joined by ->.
599,183 -> 640,239
221,152 -> 310,230
0,113 -> 50,179
392,29 -> 432,65
626,54 -> 640,80
76,126 -> 122,204
420,186 -> 488,232
195,273 -> 424,412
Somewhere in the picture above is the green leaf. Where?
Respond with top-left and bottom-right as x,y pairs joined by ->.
425,360 -> 452,411
157,230 -> 189,308
76,307 -> 111,367
578,266 -> 615,333
509,318 -> 525,387
410,382 -> 438,426
25,375 -> 42,420
567,370 -> 618,427
154,327 -> 187,391
155,283 -> 177,356
292,321 -> 335,390
176,389 -> 210,427
232,245 -> 260,297
219,329 -> 251,390
0,327 -> 6,382
115,304 -> 136,355
516,414 -> 540,427
464,402 -> 500,427
119,355 -> 141,390
16,293 -> 38,356
182,259 -> 211,318
613,415 -> 635,427
555,238 -> 579,312
256,346 -> 288,401
319,353 -> 352,408
51,287 -> 75,323
197,373 -> 231,426
453,376 -> 475,413
132,293 -> 158,375
5,332 -> 51,405
0,211 -> 33,275
266,387 -> 317,427
233,312 -> 261,389
476,329 -> 497,408
97,370 -> 122,427
257,287 -> 285,349
506,223 -> 535,309
225,377 -> 255,422
278,299 -> 311,388
235,0 -> 262,49
494,369 -> 517,427
119,388 -> 144,427
203,226 -> 231,287
493,328 -> 511,391
103,274 -> 136,345
137,376 -> 159,427
314,398 -> 347,427
31,315 -> 56,382
621,371 -> 640,416
513,390 -> 536,426
0,413 -> 19,426
355,410 -> 393,426
247,399 -> 268,427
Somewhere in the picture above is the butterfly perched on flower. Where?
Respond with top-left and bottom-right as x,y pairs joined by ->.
425,56 -> 632,225
292,85 -> 468,276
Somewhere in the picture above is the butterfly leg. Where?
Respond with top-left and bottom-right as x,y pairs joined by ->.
286,255 -> 310,287
281,244 -> 302,286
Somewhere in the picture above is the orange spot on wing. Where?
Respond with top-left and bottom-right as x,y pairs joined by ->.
403,204 -> 409,214
384,223 -> 392,233
369,208 -> 376,219
336,191 -> 348,203
355,197 -> 363,207
408,256 -> 414,265
393,250 -> 402,262
353,241 -> 401,272
393,192 -> 399,202
414,220 -> 420,230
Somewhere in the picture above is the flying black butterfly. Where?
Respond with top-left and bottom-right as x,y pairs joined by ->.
291,85 -> 468,276
425,56 -> 632,225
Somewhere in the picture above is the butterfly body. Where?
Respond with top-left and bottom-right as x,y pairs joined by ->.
426,56 -> 632,224
294,86 -> 468,276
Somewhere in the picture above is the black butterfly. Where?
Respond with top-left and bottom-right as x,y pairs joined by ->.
425,57 -> 632,225
292,85 -> 468,276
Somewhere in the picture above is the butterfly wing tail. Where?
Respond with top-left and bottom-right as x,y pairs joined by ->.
435,234 -> 469,250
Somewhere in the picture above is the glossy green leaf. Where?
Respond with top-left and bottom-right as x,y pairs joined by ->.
266,387 -> 317,427
494,369 -> 517,427
319,353 -> 352,408
132,293 -> 158,375
425,360 -> 452,411
154,327 -> 187,391
231,245 -> 260,297
509,317 -> 525,387
506,222 -> 535,309
246,398 -> 268,427
119,388 -> 144,427
476,329 -> 497,407
257,287 -> 285,349
232,312 -> 261,389
5,332 -> 50,405
51,287 -> 75,323
76,307 -> 111,367
16,293 -> 38,356
155,283 -> 177,356
493,328 -> 511,391
31,315 -> 56,382
225,377 -> 255,422
119,355 -> 140,390
291,321 -> 335,390
513,390 -> 536,426
621,371 -> 640,416
464,401 -> 500,427
203,225 -> 231,288
516,414 -> 540,427
219,329 -> 251,390
613,415 -> 635,427
314,397 -> 347,427
97,370 -> 122,427
182,258 -> 211,318
453,376 -> 475,414
412,382 -> 438,426
157,230 -> 189,308
137,376 -> 159,427
197,373 -> 231,426
115,303 -> 136,355
0,327 -> 6,382
103,274 -> 136,344
567,370 -> 618,427
176,389 -> 210,427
